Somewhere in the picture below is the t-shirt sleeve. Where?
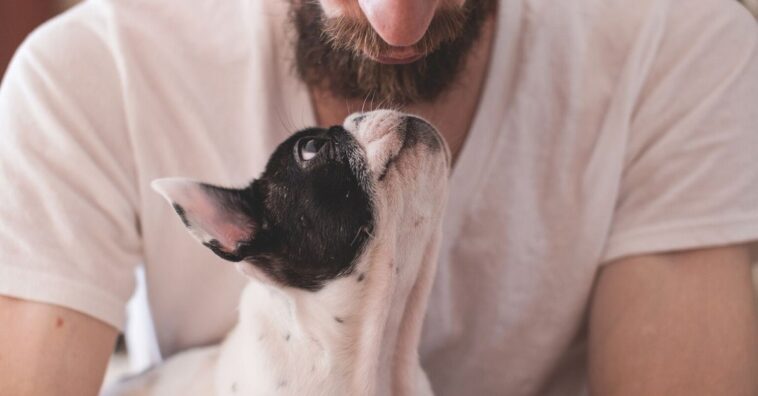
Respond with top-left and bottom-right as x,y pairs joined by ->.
602,1 -> 758,263
0,6 -> 140,329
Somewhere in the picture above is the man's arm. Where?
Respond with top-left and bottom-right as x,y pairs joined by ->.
0,295 -> 117,396
588,245 -> 758,395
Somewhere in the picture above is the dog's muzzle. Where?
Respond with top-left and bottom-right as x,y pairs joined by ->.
345,110 -> 449,178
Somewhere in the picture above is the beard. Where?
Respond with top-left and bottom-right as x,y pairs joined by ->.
292,0 -> 497,107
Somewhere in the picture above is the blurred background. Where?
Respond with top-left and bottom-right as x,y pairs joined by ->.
0,0 -> 77,79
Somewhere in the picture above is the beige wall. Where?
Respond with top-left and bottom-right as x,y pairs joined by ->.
57,0 -> 82,12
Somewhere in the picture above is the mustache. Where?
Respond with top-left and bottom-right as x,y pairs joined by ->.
293,0 -> 495,106
320,6 -> 469,59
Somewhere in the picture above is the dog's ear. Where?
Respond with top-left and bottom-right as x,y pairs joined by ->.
151,178 -> 257,262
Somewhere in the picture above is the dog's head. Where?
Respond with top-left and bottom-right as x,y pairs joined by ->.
154,110 -> 449,291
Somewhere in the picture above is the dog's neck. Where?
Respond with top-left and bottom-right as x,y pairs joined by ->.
228,206 -> 441,395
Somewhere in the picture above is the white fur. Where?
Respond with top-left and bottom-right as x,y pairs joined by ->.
103,110 -> 449,396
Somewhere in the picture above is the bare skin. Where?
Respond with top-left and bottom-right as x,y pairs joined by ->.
0,295 -> 117,396
589,245 -> 758,395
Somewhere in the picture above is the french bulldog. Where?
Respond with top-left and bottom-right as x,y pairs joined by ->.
104,109 -> 450,395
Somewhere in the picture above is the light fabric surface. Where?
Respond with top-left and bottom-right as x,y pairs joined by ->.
1,0 -> 757,394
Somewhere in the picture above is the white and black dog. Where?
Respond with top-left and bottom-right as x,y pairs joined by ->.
105,110 -> 450,395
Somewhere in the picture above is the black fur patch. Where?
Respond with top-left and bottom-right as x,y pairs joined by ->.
172,204 -> 191,227
199,126 -> 375,291
203,239 -> 244,262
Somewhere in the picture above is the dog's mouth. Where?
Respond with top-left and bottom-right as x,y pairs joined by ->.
376,147 -> 403,181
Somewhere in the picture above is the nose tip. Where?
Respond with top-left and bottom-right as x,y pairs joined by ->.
405,116 -> 450,165
347,113 -> 367,128
357,0 -> 437,46
405,116 -> 434,133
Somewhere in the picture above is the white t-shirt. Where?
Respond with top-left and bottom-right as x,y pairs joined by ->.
1,0 -> 757,394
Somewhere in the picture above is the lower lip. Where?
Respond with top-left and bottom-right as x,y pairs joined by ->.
371,53 -> 424,65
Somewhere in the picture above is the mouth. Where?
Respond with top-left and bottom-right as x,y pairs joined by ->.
376,129 -> 407,181
367,46 -> 424,65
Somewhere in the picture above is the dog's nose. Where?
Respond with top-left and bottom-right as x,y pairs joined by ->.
345,110 -> 405,144
405,116 -> 436,139
347,113 -> 367,128
403,116 -> 449,165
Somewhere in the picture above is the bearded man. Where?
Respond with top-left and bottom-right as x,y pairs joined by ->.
1,0 -> 757,395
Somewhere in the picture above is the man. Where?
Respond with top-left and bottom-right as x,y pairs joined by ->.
1,0 -> 757,394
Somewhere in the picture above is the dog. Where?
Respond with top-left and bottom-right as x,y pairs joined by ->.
103,110 -> 450,395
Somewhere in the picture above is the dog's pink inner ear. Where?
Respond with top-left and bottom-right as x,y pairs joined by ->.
152,178 -> 255,254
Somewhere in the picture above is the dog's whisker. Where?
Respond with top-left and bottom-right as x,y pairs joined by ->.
370,89 -> 378,111
351,227 -> 363,246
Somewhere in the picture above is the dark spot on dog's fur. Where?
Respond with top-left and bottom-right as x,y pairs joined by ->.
285,333 -> 291,341
352,115 -> 366,125
405,117 -> 442,153
334,316 -> 344,324
55,317 -> 64,328
357,273 -> 365,282
202,239 -> 243,262
172,204 -> 191,227
277,380 -> 288,388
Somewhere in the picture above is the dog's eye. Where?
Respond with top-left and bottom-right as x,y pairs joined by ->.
298,138 -> 327,161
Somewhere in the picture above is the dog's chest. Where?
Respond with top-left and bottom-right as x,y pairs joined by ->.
213,281 -> 357,396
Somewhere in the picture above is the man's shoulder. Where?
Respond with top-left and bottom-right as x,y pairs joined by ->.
12,1 -> 116,73
522,0 -> 755,48
509,0 -> 757,94
15,0 -> 289,76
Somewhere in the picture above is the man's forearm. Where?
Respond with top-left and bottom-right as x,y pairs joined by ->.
588,245 -> 758,395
